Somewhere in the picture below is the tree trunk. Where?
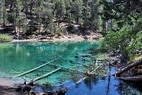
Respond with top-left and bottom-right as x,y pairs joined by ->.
27,68 -> 61,85
118,75 -> 142,82
113,58 -> 142,77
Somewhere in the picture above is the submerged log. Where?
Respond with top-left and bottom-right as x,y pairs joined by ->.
76,76 -> 88,84
113,58 -> 142,77
17,63 -> 101,95
14,58 -> 60,77
28,68 -> 61,85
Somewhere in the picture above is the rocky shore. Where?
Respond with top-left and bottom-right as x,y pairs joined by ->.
11,33 -> 102,43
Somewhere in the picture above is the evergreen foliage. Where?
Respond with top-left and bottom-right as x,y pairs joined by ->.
0,0 -> 102,36
101,0 -> 142,60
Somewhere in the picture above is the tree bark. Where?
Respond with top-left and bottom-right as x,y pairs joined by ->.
118,75 -> 142,82
113,58 -> 142,77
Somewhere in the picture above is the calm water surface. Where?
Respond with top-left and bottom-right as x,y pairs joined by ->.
0,42 -> 141,95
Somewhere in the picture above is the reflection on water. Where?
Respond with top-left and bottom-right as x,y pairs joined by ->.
65,67 -> 142,95
0,42 -> 141,95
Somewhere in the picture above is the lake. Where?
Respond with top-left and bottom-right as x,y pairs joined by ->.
0,42 -> 141,95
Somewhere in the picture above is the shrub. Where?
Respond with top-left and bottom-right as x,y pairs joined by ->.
0,34 -> 13,42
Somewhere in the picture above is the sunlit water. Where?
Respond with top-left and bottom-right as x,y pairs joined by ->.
0,42 -> 141,95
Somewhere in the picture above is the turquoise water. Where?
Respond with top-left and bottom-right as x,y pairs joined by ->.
0,42 -> 141,95
0,42 -> 98,85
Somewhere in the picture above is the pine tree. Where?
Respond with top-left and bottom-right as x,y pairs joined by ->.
70,0 -> 83,24
54,0 -> 66,21
0,0 -> 5,24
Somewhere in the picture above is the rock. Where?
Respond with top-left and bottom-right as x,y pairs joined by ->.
83,36 -> 88,40
93,37 -> 99,40
32,35 -> 36,38
16,84 -> 32,92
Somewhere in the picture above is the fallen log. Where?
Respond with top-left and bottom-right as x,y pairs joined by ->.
76,76 -> 88,84
75,65 -> 101,85
27,68 -> 61,85
14,58 -> 60,77
113,58 -> 142,77
17,64 -> 101,95
118,75 -> 142,82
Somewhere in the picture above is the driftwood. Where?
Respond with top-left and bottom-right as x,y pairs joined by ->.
14,58 -> 60,77
113,58 -> 142,77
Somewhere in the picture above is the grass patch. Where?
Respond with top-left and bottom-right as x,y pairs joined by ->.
0,34 -> 13,42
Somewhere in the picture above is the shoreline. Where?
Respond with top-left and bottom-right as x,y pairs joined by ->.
11,33 -> 103,43
11,38 -> 98,43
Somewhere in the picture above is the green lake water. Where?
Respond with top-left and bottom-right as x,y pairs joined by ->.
0,42 -> 141,95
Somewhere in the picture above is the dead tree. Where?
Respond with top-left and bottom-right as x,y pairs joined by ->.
113,58 -> 142,78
